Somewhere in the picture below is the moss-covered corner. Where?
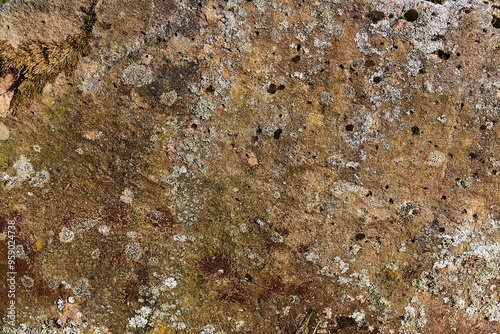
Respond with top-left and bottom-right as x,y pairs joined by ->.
0,0 -> 97,115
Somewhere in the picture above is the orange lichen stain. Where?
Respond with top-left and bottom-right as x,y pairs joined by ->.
385,268 -> 401,280
36,241 -> 42,250
152,323 -> 174,333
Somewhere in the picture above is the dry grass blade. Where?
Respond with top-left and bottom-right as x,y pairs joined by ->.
0,0 -> 98,115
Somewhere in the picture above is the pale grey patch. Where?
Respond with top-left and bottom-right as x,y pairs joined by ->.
122,63 -> 153,87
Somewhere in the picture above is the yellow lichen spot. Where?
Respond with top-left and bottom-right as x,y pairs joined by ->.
35,241 -> 42,250
385,268 -> 401,281
307,112 -> 325,128
152,323 -> 174,333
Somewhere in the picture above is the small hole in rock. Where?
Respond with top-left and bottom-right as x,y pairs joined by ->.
354,233 -> 366,241
469,152 -> 478,160
404,9 -> 419,22
436,50 -> 451,60
368,10 -> 386,24
345,124 -> 354,131
267,84 -> 277,94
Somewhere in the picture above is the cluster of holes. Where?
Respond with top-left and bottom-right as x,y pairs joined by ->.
267,83 -> 285,94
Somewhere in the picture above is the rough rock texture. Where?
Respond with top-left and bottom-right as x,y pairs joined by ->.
1,0 -> 500,333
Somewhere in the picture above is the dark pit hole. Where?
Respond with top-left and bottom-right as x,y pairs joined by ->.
368,10 -> 386,23
404,9 -> 419,22
296,44 -> 301,51
411,125 -> 420,135
436,50 -> 451,60
441,195 -> 447,200
277,84 -> 285,91
480,124 -> 487,130
345,124 -> 354,131
244,273 -> 252,282
206,85 -> 215,93
306,101 -> 312,104
389,13 -> 394,19
389,198 -> 394,204
385,185 -> 389,189
291,55 -> 301,63
492,14 -> 500,29
255,31 -> 260,36
492,169 -> 497,175
339,64 -> 344,70
373,76 -> 382,84
256,127 -> 262,135
354,233 -> 366,241
419,68 -> 426,74
140,30 -> 146,36
273,128 -> 282,139
267,83 -> 277,94
191,123 -> 198,130
469,152 -> 478,160
365,59 -> 376,67
366,191 -> 372,197
439,227 -> 445,233
473,213 -> 478,219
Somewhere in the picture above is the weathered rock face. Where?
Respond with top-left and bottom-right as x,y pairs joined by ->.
1,0 -> 500,332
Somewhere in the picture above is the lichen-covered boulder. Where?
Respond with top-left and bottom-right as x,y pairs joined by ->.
1,0 -> 500,333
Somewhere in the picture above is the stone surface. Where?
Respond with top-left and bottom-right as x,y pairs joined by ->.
0,0 -> 500,333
